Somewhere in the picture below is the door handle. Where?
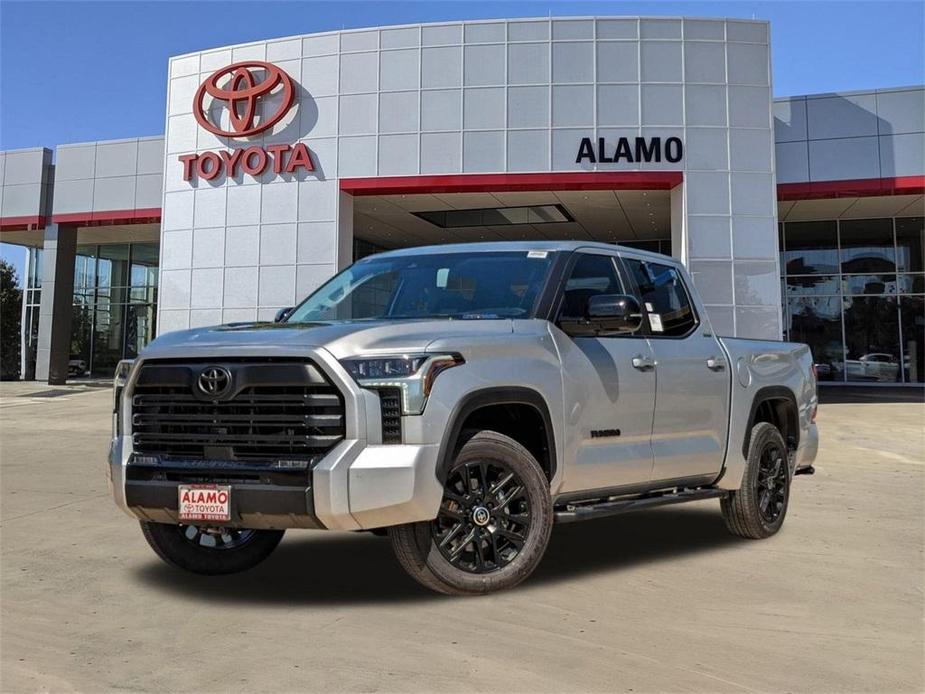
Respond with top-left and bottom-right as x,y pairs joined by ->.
706,356 -> 726,371
632,355 -> 656,371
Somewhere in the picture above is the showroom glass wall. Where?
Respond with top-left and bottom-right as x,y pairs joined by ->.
24,243 -> 159,379
781,216 -> 924,383
70,243 -> 159,377
20,250 -> 44,379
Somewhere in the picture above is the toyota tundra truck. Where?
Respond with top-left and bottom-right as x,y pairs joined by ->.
109,241 -> 818,595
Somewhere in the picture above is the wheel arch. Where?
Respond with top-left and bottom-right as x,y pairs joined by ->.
742,386 -> 800,458
436,387 -> 558,486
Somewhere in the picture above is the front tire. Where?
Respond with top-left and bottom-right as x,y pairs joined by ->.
390,430 -> 553,595
721,422 -> 791,539
140,521 -> 284,575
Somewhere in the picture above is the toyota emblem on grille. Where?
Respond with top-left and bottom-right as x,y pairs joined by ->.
197,366 -> 232,397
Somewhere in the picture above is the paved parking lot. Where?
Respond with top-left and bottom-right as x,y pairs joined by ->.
1,382 -> 923,693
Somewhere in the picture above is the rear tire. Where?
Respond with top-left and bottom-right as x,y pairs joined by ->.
390,430 -> 553,595
721,422 -> 791,539
140,521 -> 284,575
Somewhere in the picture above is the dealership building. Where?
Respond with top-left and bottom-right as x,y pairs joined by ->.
0,16 -> 922,385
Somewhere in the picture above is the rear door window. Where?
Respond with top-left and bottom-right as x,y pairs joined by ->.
623,258 -> 698,337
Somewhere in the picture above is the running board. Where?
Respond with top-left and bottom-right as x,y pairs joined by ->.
554,488 -> 728,524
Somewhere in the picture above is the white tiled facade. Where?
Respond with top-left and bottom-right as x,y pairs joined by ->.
158,16 -> 783,338
52,137 -> 164,215
0,147 -> 53,221
774,86 -> 925,183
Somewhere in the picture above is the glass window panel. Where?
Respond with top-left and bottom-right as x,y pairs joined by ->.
787,296 -> 844,381
123,304 -> 157,359
896,217 -> 924,273
68,305 -> 94,378
899,274 -> 925,295
842,274 -> 897,295
839,218 -> 896,273
73,249 -> 97,291
97,244 -> 131,290
786,275 -> 840,296
559,254 -> 624,321
783,221 -> 838,275
900,295 -> 925,383
97,285 -> 131,305
843,296 -> 901,383
91,302 -> 126,377
130,286 -> 158,304
21,305 -> 40,379
624,259 -> 697,336
28,249 -> 43,289
72,289 -> 95,307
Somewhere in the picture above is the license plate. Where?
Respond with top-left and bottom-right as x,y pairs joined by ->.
178,484 -> 231,523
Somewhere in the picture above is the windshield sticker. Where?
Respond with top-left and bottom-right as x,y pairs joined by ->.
649,313 -> 664,332
527,250 -> 549,259
435,267 -> 449,288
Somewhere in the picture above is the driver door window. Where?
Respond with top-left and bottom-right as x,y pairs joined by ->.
559,254 -> 625,322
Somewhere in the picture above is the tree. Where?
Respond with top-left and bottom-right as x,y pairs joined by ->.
0,259 -> 23,380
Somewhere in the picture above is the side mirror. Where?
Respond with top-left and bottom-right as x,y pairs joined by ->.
585,294 -> 643,335
558,293 -> 643,337
274,306 -> 294,323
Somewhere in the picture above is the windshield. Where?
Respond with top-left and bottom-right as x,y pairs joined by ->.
286,250 -> 556,323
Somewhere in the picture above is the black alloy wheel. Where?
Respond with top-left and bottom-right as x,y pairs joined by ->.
432,459 -> 531,574
721,422 -> 791,539
756,442 -> 787,524
390,430 -> 553,595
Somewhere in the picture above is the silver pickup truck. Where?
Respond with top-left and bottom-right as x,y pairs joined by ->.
109,241 -> 818,595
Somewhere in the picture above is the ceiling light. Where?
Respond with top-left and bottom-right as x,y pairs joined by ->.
413,204 -> 572,229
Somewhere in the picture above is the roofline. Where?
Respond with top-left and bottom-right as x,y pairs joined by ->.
774,84 -> 925,101
169,15 -> 770,62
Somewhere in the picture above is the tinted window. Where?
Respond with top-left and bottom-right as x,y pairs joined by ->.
896,216 -> 924,273
840,218 -> 895,273
558,254 -> 624,321
786,296 -> 844,381
844,296 -> 901,383
783,221 -> 838,275
624,259 -> 697,336
287,251 -> 555,322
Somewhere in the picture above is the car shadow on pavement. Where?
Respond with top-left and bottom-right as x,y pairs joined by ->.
133,506 -> 743,605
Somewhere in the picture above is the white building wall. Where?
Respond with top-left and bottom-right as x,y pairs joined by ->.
774,86 -> 925,183
159,16 -> 781,338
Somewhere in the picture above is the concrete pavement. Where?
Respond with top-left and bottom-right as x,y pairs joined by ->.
1,381 -> 923,692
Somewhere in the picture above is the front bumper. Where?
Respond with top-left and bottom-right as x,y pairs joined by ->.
110,439 -> 443,531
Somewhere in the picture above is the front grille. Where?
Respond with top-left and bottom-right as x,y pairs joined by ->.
378,388 -> 403,444
131,359 -> 345,461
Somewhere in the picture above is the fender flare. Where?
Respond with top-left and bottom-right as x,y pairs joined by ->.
435,387 -> 558,484
741,385 -> 800,458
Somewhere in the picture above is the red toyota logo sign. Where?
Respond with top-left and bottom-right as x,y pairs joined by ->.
193,61 -> 295,138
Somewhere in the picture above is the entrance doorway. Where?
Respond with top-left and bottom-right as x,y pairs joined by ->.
352,188 -> 672,261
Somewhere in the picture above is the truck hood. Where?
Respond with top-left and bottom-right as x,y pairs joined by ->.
139,319 -> 515,361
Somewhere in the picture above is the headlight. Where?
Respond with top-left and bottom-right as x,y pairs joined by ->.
340,353 -> 464,414
113,359 -> 134,434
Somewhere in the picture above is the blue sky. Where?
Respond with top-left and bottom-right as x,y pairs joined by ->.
1,1 -> 923,279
